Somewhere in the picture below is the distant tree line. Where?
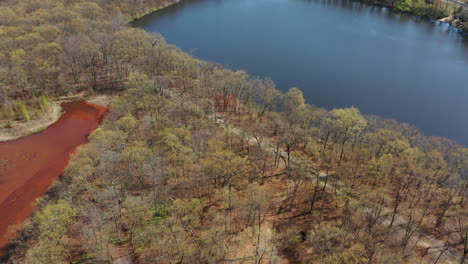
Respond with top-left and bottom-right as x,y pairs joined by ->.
358,0 -> 468,29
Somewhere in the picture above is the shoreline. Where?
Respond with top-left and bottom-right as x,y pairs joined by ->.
2,0 -> 464,143
0,94 -> 112,142
0,104 -> 62,142
358,0 -> 467,31
0,101 -> 109,260
1,0 -> 467,261
132,0 -> 466,31
128,0 -> 183,22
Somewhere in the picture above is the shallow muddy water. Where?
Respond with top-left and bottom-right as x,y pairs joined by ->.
0,101 -> 107,255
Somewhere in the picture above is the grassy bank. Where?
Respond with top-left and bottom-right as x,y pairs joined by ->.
0,95 -> 61,141
0,104 -> 61,142
0,94 -> 112,142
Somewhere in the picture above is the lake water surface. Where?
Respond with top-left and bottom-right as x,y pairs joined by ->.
133,0 -> 468,145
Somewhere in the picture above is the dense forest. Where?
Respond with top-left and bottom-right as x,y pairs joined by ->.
1,0 -> 468,263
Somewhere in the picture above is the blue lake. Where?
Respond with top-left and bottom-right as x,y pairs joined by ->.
133,0 -> 468,145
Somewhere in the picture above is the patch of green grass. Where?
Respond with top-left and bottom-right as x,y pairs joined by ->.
31,126 -> 48,134
108,233 -> 122,245
21,126 -> 48,137
40,95 -> 50,112
150,203 -> 169,224
18,101 -> 30,122
72,253 -> 95,264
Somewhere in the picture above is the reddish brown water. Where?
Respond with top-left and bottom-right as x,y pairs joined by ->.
0,101 -> 108,256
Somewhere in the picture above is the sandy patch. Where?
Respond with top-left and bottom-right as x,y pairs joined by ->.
86,94 -> 112,107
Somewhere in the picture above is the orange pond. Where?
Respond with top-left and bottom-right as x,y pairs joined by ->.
0,101 -> 108,256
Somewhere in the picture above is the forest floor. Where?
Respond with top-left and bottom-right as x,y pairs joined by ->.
216,112 -> 463,264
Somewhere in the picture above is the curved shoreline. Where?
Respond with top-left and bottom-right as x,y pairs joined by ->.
0,101 -> 109,257
0,95 -> 111,142
0,104 -> 62,142
135,0 -> 466,31
128,0 -> 182,22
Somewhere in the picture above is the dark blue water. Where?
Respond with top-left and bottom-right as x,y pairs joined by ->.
133,0 -> 468,145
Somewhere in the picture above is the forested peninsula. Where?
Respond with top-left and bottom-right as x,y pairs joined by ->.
0,0 -> 467,263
